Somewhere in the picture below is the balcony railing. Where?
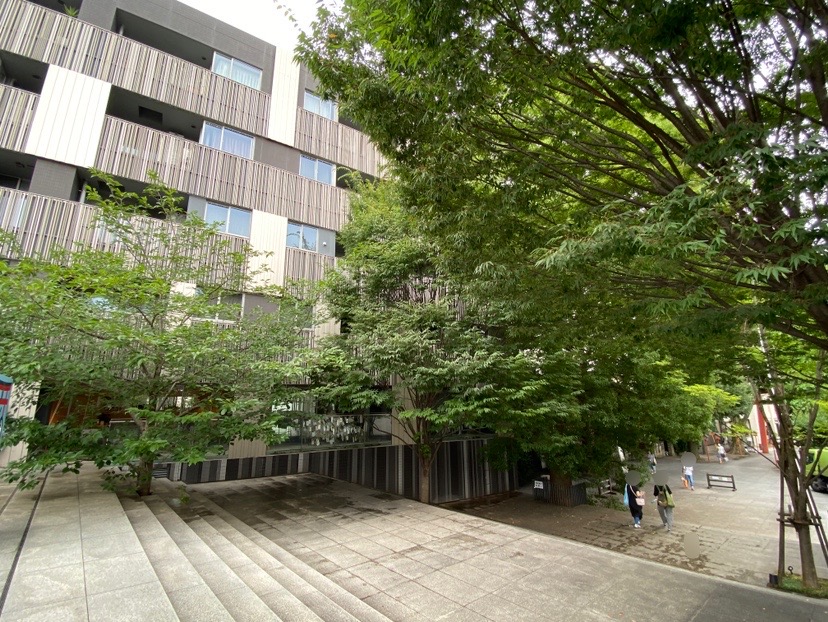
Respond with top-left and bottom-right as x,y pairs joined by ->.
295,108 -> 386,178
96,116 -> 350,232
0,83 -> 38,151
0,0 -> 269,135
0,188 -> 249,283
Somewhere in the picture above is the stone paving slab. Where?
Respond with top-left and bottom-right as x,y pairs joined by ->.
464,453 -> 828,587
191,472 -> 828,621
0,465 -> 177,622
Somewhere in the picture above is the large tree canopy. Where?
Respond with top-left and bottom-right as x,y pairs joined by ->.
298,0 -> 828,585
299,0 -> 828,349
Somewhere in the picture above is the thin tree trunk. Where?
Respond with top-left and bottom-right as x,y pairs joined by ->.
418,456 -> 432,504
136,456 -> 153,496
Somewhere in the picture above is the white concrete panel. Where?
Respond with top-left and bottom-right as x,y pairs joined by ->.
249,210 -> 287,288
0,383 -> 39,468
24,67 -> 111,168
267,47 -> 300,147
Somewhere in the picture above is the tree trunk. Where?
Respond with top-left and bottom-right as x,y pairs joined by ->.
776,401 -> 819,588
136,456 -> 153,496
795,518 -> 819,587
418,457 -> 432,504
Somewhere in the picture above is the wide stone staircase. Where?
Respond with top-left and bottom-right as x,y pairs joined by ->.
0,467 -> 392,621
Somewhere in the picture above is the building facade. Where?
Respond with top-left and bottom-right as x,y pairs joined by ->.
0,0 -> 516,502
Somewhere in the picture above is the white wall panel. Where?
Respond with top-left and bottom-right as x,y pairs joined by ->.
249,210 -> 287,288
267,47 -> 300,147
24,66 -> 110,167
0,383 -> 38,468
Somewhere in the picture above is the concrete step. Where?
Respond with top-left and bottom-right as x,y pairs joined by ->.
143,495 -> 283,622
181,487 -> 391,622
2,467 -> 178,622
152,493 -> 325,622
120,496 -> 233,622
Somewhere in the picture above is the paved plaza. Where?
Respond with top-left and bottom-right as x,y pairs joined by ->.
464,453 -> 828,587
0,456 -> 827,620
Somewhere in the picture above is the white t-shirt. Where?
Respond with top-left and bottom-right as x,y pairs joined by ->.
684,466 -> 694,476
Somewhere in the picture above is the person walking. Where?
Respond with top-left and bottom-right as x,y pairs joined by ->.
653,483 -> 675,531
647,452 -> 657,474
683,465 -> 695,490
625,481 -> 645,528
717,443 -> 726,464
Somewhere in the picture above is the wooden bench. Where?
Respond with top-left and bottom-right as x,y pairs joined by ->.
597,478 -> 615,496
707,473 -> 736,491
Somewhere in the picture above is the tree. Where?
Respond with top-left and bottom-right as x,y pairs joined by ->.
299,0 -> 828,585
313,179 -> 717,501
0,172 -> 311,495
313,181 -> 577,503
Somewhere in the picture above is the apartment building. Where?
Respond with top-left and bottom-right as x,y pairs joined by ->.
0,0 -> 516,502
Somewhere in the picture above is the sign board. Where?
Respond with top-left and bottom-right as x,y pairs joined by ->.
0,374 -> 12,439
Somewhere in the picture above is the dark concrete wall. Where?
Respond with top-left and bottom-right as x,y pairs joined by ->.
28,159 -> 78,200
254,138 -> 300,174
79,0 -> 277,92
164,439 -> 518,504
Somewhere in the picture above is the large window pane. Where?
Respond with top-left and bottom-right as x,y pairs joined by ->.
228,207 -> 251,238
301,226 -> 318,252
221,128 -> 254,158
230,60 -> 262,89
299,156 -> 316,180
205,203 -> 228,229
211,53 -> 232,77
317,160 -> 334,185
304,91 -> 337,120
213,52 -> 262,90
201,123 -> 222,150
286,222 -> 302,248
320,99 -> 336,120
304,91 -> 320,115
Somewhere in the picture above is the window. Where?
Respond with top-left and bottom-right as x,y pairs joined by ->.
304,91 -> 337,120
212,52 -> 262,90
287,222 -> 318,252
205,202 -> 252,238
201,123 -> 254,159
299,155 -> 335,185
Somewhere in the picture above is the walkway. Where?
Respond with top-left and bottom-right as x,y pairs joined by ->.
463,453 -> 828,587
0,461 -> 826,620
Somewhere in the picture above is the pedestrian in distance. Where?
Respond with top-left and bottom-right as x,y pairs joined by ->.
717,443 -> 726,464
683,465 -> 695,490
653,482 -> 675,532
647,452 -> 657,474
625,481 -> 645,528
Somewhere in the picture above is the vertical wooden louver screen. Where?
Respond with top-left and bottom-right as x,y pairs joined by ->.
0,188 -> 248,284
294,108 -> 386,178
96,117 -> 350,231
0,0 -> 269,136
0,84 -> 37,151
284,247 -> 335,283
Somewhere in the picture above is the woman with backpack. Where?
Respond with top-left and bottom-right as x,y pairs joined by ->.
653,483 -> 675,532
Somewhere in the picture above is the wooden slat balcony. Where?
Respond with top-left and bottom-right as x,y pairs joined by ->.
0,83 -> 38,151
0,0 -> 270,136
0,188 -> 248,283
96,116 -> 350,231
295,108 -> 386,178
